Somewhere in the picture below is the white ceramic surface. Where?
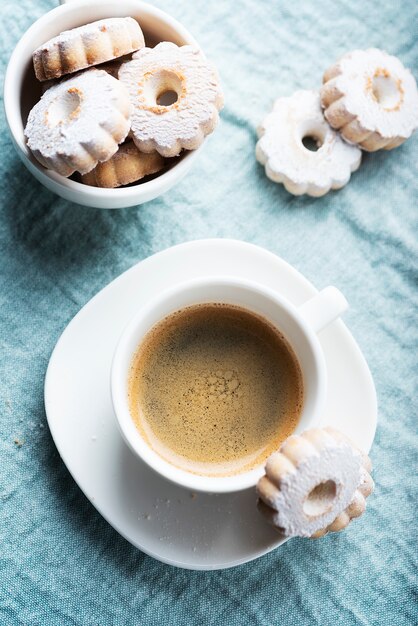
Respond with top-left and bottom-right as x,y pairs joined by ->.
44,239 -> 377,570
4,0 -> 203,209
111,278 -> 348,493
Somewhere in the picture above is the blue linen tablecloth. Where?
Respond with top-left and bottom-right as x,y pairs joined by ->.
1,0 -> 417,624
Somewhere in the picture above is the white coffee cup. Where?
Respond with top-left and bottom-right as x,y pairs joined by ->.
111,277 -> 348,493
4,0 -> 203,209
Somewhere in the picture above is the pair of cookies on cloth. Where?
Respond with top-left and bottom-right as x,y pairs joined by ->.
257,426 -> 374,539
25,18 -> 224,188
257,49 -> 418,197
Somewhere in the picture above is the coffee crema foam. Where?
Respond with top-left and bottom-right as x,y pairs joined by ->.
128,304 -> 304,476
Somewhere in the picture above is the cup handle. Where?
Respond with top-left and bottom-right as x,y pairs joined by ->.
298,286 -> 348,334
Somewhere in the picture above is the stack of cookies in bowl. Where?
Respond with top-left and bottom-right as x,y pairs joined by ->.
25,17 -> 224,188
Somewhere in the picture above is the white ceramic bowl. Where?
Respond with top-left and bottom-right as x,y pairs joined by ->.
111,277 -> 348,493
4,0 -> 203,208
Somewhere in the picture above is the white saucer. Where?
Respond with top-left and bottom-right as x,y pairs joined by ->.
44,239 -> 377,571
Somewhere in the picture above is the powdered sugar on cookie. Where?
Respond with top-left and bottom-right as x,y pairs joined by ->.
119,42 -> 224,157
257,427 -> 374,538
321,48 -> 418,151
25,69 -> 131,176
33,18 -> 144,81
256,90 -> 361,196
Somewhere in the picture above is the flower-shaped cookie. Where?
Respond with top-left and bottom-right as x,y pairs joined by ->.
257,427 -> 374,538
81,141 -> 164,188
256,90 -> 361,197
321,48 -> 418,151
25,69 -> 131,177
119,42 -> 224,157
33,18 -> 144,81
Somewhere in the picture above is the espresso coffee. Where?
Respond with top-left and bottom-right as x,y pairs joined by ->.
128,304 -> 303,476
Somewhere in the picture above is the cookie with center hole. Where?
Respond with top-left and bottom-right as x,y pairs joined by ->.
321,48 -> 418,151
118,42 -> 224,157
24,69 -> 131,176
257,427 -> 374,538
256,90 -> 361,197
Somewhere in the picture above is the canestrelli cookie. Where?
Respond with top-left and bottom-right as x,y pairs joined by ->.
257,427 -> 374,538
33,18 -> 144,81
321,49 -> 418,151
81,141 -> 164,187
256,90 -> 361,196
25,69 -> 131,176
119,42 -> 224,157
